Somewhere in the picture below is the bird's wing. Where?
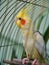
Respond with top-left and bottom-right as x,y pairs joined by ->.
34,31 -> 46,58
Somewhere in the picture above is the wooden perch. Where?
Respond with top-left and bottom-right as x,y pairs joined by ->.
3,59 -> 32,65
3,60 -> 22,65
3,59 -> 47,65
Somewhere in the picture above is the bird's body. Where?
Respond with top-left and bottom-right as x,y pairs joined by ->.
15,8 -> 46,64
22,23 -> 46,62
22,21 -> 35,57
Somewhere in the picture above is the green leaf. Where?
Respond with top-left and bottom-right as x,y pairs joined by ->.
44,27 -> 49,44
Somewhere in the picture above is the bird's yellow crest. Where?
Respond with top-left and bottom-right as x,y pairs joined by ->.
16,8 -> 30,20
15,8 -> 32,29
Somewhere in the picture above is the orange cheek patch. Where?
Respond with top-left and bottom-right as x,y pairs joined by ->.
21,19 -> 26,25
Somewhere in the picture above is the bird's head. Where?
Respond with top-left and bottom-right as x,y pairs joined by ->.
15,9 -> 31,29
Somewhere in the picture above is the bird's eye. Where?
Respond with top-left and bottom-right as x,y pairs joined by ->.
19,18 -> 22,20
18,18 -> 26,25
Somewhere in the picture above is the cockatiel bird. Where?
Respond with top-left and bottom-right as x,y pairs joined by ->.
15,8 -> 46,65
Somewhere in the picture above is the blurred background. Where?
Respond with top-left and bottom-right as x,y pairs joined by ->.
0,0 -> 49,65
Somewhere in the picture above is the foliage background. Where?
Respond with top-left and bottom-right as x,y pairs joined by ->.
0,0 -> 49,65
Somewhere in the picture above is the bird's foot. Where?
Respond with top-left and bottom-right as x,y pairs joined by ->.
31,59 -> 37,65
22,58 -> 29,64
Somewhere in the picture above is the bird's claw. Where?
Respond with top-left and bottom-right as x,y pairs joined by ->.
31,59 -> 37,65
22,58 -> 29,64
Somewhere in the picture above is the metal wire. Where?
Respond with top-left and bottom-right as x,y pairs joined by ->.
17,0 -> 49,9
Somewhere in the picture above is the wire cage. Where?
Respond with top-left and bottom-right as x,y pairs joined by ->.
0,0 -> 49,65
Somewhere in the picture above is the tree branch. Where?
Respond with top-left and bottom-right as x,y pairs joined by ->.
3,59 -> 47,65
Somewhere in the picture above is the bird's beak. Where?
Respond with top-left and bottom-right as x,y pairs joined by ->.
17,20 -> 21,28
15,19 -> 21,28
